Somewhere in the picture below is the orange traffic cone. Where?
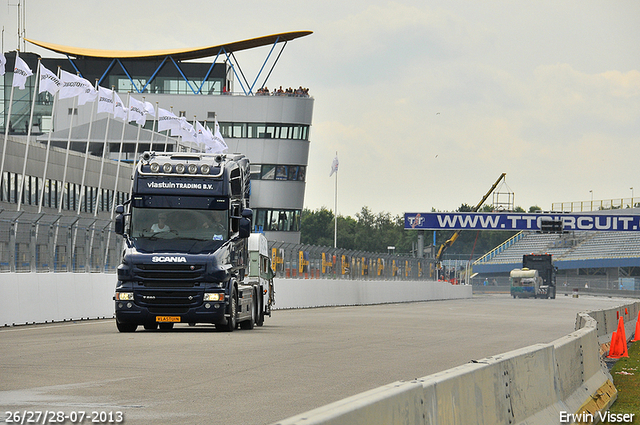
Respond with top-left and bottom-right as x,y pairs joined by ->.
608,331 -> 619,359
617,316 -> 628,343
633,311 -> 640,342
608,317 -> 629,359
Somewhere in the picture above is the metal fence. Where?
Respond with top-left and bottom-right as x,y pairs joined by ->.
268,241 -> 435,281
0,211 -> 435,280
0,210 -> 122,273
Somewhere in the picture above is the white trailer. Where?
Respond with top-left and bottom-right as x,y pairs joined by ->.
247,233 -> 275,325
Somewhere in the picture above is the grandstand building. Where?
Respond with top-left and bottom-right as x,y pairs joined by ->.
473,208 -> 640,290
0,31 -> 313,244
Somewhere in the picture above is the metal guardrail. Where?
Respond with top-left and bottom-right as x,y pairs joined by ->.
0,210 -> 122,273
0,210 -> 433,278
552,198 -> 640,212
268,241 -> 435,281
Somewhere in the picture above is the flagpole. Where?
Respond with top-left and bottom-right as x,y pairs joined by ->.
163,107 -> 171,152
167,106 -> 174,152
0,80 -> 17,191
128,113 -> 142,194
38,67 -> 60,213
58,93 -> 78,213
76,79 -> 99,215
94,87 -> 114,216
334,151 -> 338,249
105,92 -> 129,271
111,92 -> 130,218
16,57 -> 40,211
151,101 -> 158,151
193,115 -> 197,153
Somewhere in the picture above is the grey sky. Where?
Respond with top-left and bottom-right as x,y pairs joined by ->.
2,0 -> 639,216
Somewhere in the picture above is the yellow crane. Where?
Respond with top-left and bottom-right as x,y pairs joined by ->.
435,173 -> 507,267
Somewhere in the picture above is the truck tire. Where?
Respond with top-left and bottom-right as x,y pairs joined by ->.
218,288 -> 237,332
240,294 -> 256,330
117,321 -> 137,333
256,292 -> 265,327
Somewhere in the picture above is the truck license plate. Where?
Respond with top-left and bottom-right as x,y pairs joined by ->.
156,316 -> 181,323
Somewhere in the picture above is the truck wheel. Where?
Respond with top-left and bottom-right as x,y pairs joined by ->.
256,293 -> 265,327
117,321 -> 137,333
219,289 -> 237,332
240,295 -> 256,330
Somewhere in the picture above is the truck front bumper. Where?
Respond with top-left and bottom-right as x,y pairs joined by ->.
114,300 -> 228,325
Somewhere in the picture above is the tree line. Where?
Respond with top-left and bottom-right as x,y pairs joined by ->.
300,204 -> 542,260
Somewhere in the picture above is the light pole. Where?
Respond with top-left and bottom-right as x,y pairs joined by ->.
631,187 -> 634,208
589,190 -> 593,211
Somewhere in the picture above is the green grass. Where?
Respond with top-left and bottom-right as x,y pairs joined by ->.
602,340 -> 640,424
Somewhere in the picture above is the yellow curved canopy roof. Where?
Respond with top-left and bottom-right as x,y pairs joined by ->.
25,31 -> 312,61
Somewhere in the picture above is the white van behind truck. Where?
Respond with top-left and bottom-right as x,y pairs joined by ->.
247,233 -> 275,326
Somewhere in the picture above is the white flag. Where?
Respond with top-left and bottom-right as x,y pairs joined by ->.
211,119 -> 228,153
0,53 -> 6,76
97,86 -> 115,115
13,55 -> 33,90
59,70 -> 94,101
195,121 -> 211,145
329,156 -> 339,176
144,101 -> 155,117
128,96 -> 147,125
77,84 -> 97,106
39,64 -> 60,95
113,91 -> 127,121
177,117 -> 197,142
157,108 -> 180,132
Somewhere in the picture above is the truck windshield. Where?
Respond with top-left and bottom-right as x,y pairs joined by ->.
130,207 -> 228,242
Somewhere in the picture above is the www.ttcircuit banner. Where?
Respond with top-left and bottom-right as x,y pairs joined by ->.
404,212 -> 640,232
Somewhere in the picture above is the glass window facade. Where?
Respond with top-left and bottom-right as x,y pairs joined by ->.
253,209 -> 301,232
1,171 -> 129,212
218,122 -> 309,141
254,165 -> 305,181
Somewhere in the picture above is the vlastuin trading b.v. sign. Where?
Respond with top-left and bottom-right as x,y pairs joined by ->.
404,212 -> 640,232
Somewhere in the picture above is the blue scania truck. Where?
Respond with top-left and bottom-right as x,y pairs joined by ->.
113,151 -> 267,332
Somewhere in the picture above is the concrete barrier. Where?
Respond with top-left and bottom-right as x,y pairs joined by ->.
273,301 -> 640,425
0,273 -> 115,326
0,273 -> 471,327
273,279 -> 471,309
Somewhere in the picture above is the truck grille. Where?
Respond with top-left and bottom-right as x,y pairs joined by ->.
136,290 -> 202,309
133,263 -> 205,286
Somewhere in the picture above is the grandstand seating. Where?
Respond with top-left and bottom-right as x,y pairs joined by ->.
475,231 -> 640,267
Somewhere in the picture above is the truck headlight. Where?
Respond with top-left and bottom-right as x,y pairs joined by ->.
150,162 -> 160,173
175,163 -> 185,174
200,164 -> 210,174
115,292 -> 134,301
203,293 -> 224,302
188,164 -> 198,174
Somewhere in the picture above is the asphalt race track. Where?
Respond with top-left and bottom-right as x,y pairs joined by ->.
0,294 -> 630,425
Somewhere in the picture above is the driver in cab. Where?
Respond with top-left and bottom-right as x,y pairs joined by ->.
151,212 -> 171,233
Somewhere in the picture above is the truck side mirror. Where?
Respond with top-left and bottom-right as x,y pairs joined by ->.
115,205 -> 125,235
239,208 -> 253,239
